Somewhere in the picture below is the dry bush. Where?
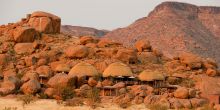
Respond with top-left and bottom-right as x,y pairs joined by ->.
17,94 -> 35,107
37,92 -> 48,99
84,87 -> 101,109
86,87 -> 100,102
180,78 -> 195,88
199,104 -> 214,110
65,97 -> 84,106
147,104 -> 168,110
118,101 -> 131,109
54,85 -> 75,101
2,107 -> 18,110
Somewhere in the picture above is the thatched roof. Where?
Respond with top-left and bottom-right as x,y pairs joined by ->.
68,62 -> 99,77
103,62 -> 133,77
138,70 -> 165,81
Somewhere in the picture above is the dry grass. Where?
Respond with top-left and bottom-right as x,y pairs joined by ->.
118,101 -> 131,109
84,87 -> 101,109
65,97 -> 84,106
17,95 -> 35,107
2,107 -> 18,110
147,104 -> 168,110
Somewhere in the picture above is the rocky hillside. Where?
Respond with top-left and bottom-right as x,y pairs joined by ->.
0,9 -> 220,109
61,25 -> 109,37
104,2 -> 220,64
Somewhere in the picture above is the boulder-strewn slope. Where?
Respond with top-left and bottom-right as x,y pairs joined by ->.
0,7 -> 220,109
61,25 -> 109,37
104,2 -> 220,64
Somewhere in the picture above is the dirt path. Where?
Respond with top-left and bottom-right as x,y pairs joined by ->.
0,98 -> 149,110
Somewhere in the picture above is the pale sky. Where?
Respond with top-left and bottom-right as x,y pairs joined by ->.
0,0 -> 220,30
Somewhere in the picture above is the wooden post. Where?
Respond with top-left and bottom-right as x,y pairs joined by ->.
102,88 -> 104,96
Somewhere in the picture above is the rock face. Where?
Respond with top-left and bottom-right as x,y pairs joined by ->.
21,79 -> 41,94
115,49 -> 138,64
47,73 -> 77,88
179,52 -> 202,69
135,40 -> 151,52
0,54 -> 9,66
104,1 -> 220,65
36,65 -> 53,78
0,76 -> 21,95
13,26 -> 39,43
65,45 -> 89,58
28,11 -> 61,34
14,43 -> 34,55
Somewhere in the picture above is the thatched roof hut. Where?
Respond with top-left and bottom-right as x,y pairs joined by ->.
103,62 -> 133,77
138,70 -> 165,81
68,62 -> 99,77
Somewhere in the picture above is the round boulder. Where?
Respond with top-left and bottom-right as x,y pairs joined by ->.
174,87 -> 189,99
65,45 -> 89,58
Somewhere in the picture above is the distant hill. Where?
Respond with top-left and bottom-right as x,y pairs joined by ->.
61,25 -> 109,37
104,2 -> 220,64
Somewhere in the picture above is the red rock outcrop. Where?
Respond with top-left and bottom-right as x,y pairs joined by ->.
28,11 -> 61,34
13,26 -> 40,43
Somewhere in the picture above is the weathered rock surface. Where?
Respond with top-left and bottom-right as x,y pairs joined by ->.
28,11 -> 61,34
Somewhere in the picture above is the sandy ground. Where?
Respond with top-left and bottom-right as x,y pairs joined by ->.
0,98 -> 149,110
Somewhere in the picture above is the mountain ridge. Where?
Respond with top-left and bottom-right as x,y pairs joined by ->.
104,1 -> 220,64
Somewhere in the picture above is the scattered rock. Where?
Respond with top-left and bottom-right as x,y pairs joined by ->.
88,77 -> 97,87
0,76 -> 21,95
174,87 -> 189,99
47,73 -> 77,88
115,49 -> 138,64
24,56 -> 38,66
190,98 -> 208,108
137,52 -> 159,64
113,82 -> 125,89
0,54 -> 9,66
36,65 -> 53,78
21,71 -> 39,82
206,68 -> 217,77
14,43 -> 34,55
80,36 -> 97,45
44,88 -> 55,98
188,88 -> 196,98
101,79 -> 113,86
135,40 -> 151,52
21,79 -> 41,94
65,45 -> 89,58
54,63 -> 70,73
179,52 -> 202,69
133,95 -> 144,104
